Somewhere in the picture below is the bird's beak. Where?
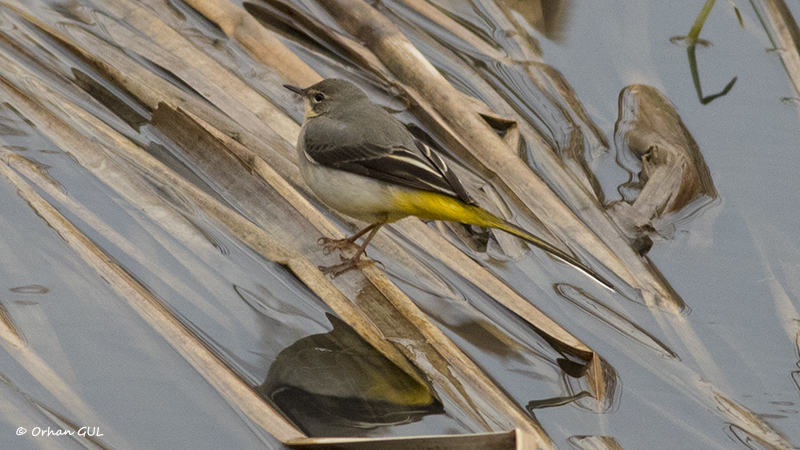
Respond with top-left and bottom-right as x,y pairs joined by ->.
283,84 -> 304,95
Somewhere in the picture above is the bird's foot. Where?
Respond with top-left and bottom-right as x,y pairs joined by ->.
317,236 -> 361,255
319,255 -> 383,277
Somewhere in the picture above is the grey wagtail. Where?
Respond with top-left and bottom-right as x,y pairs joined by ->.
284,79 -> 614,290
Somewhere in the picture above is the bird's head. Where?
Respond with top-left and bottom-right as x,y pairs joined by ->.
284,79 -> 370,120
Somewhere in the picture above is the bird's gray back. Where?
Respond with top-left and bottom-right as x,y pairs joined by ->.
305,101 -> 418,151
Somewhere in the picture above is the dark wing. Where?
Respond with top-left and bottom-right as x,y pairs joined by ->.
413,139 -> 475,205
305,138 -> 475,205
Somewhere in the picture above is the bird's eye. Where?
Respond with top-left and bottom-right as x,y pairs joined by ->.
313,93 -> 325,102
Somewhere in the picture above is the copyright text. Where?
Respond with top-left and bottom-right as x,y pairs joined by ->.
16,427 -> 103,437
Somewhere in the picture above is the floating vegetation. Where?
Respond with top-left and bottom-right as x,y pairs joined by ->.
684,0 -> 738,104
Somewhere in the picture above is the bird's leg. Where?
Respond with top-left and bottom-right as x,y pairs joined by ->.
319,223 -> 385,276
318,223 -> 376,255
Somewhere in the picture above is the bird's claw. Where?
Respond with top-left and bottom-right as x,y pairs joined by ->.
318,236 -> 360,255
319,257 -> 381,277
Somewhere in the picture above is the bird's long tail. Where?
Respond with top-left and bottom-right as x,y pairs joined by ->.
394,190 -> 616,291
485,214 -> 615,291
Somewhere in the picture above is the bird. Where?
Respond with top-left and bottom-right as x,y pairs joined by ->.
284,79 -> 614,290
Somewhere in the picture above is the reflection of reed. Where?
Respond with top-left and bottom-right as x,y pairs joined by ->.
499,0 -> 571,42
751,0 -> 800,110
555,284 -> 676,359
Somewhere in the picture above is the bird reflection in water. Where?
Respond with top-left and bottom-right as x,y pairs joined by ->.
256,313 -> 443,436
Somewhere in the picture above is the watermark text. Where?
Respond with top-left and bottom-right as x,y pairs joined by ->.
16,427 -> 103,437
